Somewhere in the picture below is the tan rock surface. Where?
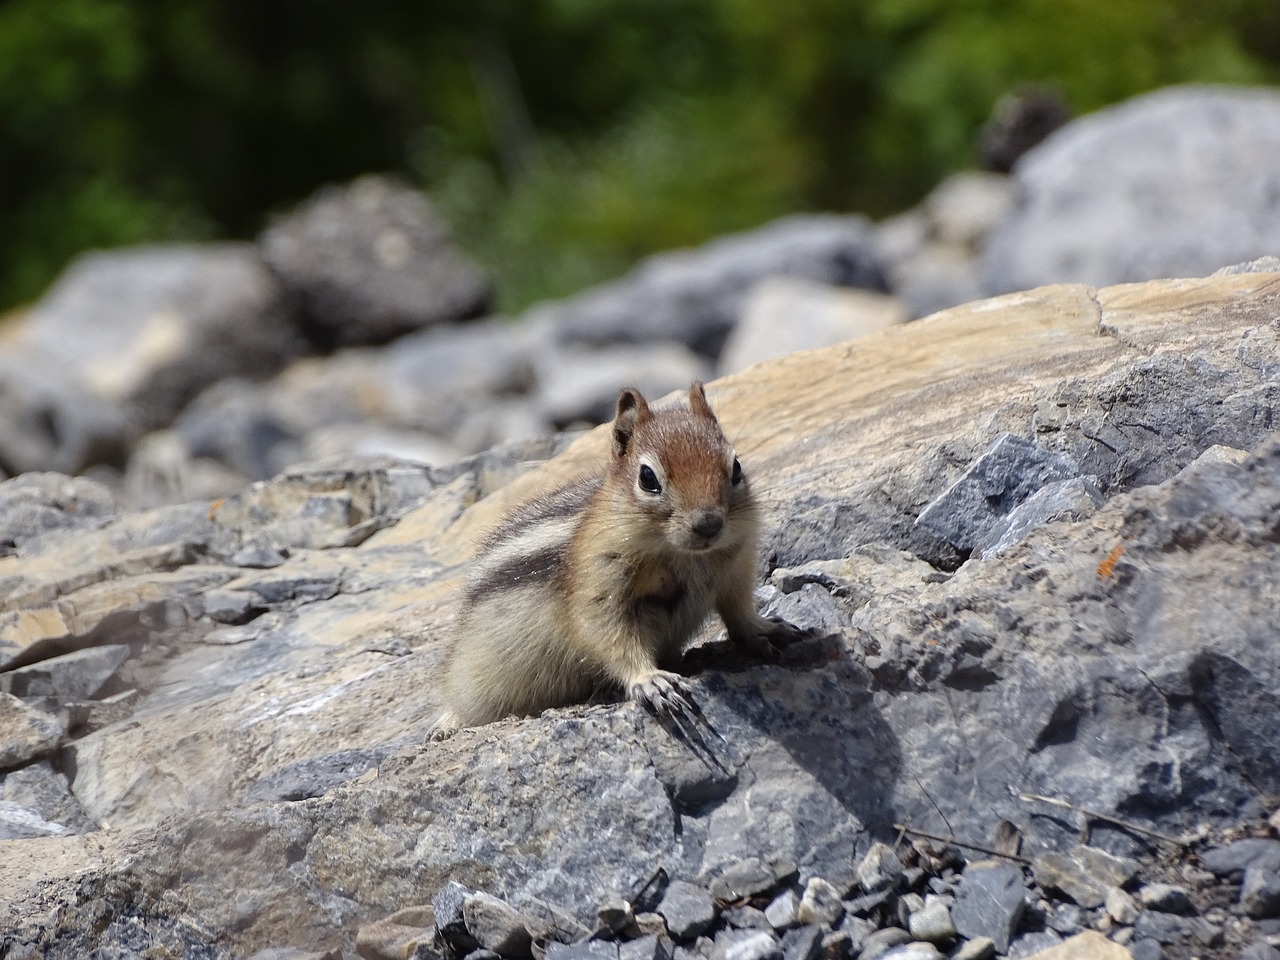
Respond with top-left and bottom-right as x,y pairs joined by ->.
2,271 -> 1279,955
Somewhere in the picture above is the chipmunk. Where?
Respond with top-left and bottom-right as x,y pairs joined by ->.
432,381 -> 801,734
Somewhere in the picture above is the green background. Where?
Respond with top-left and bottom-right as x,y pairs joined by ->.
2,0 -> 1277,313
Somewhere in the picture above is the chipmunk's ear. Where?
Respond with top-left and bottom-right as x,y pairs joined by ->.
613,387 -> 651,458
689,381 -> 718,423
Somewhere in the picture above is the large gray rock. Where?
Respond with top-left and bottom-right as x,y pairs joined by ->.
530,214 -> 887,357
260,175 -> 491,347
3,271 -> 1280,957
982,85 -> 1280,294
0,245 -> 301,477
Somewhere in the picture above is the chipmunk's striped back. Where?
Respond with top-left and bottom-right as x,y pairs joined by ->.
431,382 -> 802,735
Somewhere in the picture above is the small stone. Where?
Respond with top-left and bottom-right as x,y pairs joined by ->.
818,931 -> 850,960
714,930 -> 781,960
355,909 -> 438,960
709,857 -> 799,903
843,889 -> 891,917
598,898 -> 636,934
764,890 -> 800,930
1200,839 -> 1280,877
0,693 -> 66,768
723,906 -> 771,930
779,925 -> 822,960
462,951 -> 501,960
1006,930 -> 1062,958
659,881 -> 719,942
546,943 -> 619,960
632,914 -> 670,940
1031,847 -> 1137,909
949,938 -> 995,960
1269,807 -> 1280,836
1241,868 -> 1280,919
463,892 -> 534,958
1046,902 -> 1082,936
203,588 -> 265,624
837,916 -> 876,952
896,896 -> 926,931
0,645 -> 130,701
1133,911 -> 1191,945
876,945 -> 943,960
231,543 -> 288,567
1011,931 -> 1135,959
796,878 -> 843,926
856,843 -> 904,894
906,895 -> 955,944
1241,942 -> 1280,960
951,862 -> 1026,954
856,927 -> 911,960
1104,887 -> 1138,925
432,880 -> 476,949
1136,883 -> 1192,915
620,936 -> 672,960
1129,938 -> 1162,960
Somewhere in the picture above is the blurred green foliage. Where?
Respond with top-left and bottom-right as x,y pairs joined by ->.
2,0 -> 1277,312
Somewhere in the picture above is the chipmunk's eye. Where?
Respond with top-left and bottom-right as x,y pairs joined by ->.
731,457 -> 743,485
638,464 -> 662,494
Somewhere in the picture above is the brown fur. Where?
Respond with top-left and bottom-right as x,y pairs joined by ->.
433,382 -> 795,733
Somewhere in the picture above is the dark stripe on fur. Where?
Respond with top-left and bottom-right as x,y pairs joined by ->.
484,477 -> 600,547
468,544 -> 565,601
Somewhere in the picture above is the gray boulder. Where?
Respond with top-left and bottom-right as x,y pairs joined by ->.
0,245 -> 299,475
530,214 -> 887,357
983,85 -> 1280,293
260,175 -> 491,347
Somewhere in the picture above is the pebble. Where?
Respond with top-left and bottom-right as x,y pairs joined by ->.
906,895 -> 956,944
1045,902 -> 1082,936
709,857 -> 799,903
1241,868 -> 1280,919
1200,839 -> 1280,877
1005,930 -> 1061,958
1104,886 -> 1138,925
598,898 -> 636,934
857,927 -> 911,960
1031,847 -> 1137,910
764,890 -> 800,930
659,881 -> 719,942
433,881 -> 479,952
1241,943 -> 1280,960
546,943 -> 619,960
715,929 -> 781,960
818,930 -> 850,960
1133,910 -> 1191,945
949,938 -> 995,960
796,878 -> 844,927
856,844 -> 904,894
838,915 -> 876,952
1137,883 -> 1193,915
1129,938 -> 1162,960
620,935 -> 673,960
463,892 -> 534,958
878,945 -> 943,960
779,924 -> 823,960
951,863 -> 1026,954
723,906 -> 772,930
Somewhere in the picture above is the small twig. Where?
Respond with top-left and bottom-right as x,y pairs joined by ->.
914,775 -> 955,839
1017,792 -> 1188,847
893,823 -> 1030,865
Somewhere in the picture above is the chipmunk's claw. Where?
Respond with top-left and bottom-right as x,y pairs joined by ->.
630,670 -> 728,769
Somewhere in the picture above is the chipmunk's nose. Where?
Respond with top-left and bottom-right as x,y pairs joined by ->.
691,509 -> 725,540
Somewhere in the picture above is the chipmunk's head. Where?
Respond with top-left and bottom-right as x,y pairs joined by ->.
610,381 -> 754,553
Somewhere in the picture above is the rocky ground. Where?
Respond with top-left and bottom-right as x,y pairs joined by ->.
2,85 -> 1280,959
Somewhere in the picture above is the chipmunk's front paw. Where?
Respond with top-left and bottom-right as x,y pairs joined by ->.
628,670 -> 697,719
427,710 -> 461,741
